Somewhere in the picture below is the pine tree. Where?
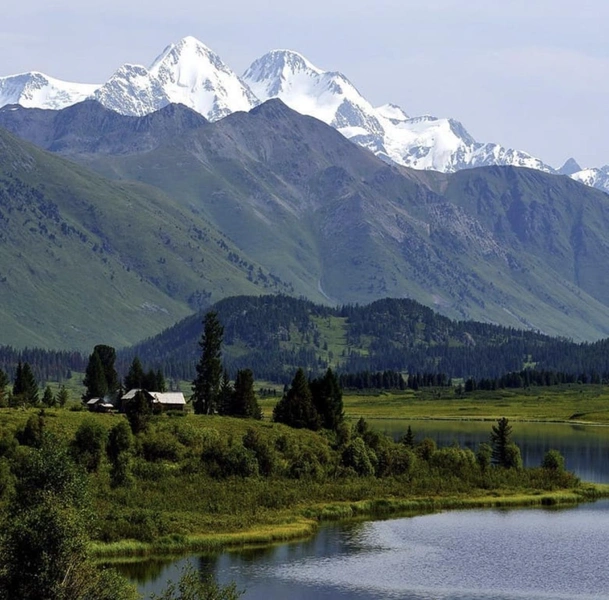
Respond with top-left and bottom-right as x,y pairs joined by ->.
42,385 -> 55,408
82,351 -> 107,401
192,311 -> 224,415
310,368 -> 344,431
402,425 -> 415,449
217,370 -> 233,416
94,345 -> 119,397
490,417 -> 514,467
124,357 -> 145,391
273,368 -> 320,430
57,385 -> 69,408
232,369 -> 262,419
12,362 -> 39,406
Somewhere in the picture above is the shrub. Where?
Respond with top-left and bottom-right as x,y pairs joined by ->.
542,449 -> 565,472
71,418 -> 107,473
141,431 -> 183,462
341,437 -> 375,477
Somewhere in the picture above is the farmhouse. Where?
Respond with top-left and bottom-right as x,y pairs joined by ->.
121,389 -> 186,412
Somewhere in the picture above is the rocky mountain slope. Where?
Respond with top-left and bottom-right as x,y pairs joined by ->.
2,99 -> 608,342
1,37 -> 606,191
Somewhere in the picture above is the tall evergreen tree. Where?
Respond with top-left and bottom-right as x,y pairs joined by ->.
94,345 -> 119,397
192,311 -> 224,415
124,357 -> 145,391
216,370 -> 233,416
490,417 -> 514,467
12,362 -> 39,406
273,368 -> 320,430
82,351 -> 108,401
310,368 -> 344,431
231,369 -> 262,419
41,386 -> 55,408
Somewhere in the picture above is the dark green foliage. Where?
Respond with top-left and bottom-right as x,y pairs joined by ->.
192,311 -> 224,415
490,417 -> 514,467
242,428 -> 277,476
542,449 -> 566,471
12,362 -> 38,406
504,443 -> 523,469
42,385 -> 55,407
150,563 -> 243,600
107,421 -> 133,463
230,369 -> 262,419
56,385 -> 69,408
83,345 -> 119,401
0,370 -> 8,407
341,437 -> 376,477
416,438 -> 437,462
310,368 -> 344,431
201,438 -> 259,479
83,351 -> 108,401
124,390 -> 152,435
71,418 -> 107,473
273,368 -> 320,430
216,370 -> 233,416
16,412 -> 45,448
141,431 -> 183,462
124,356 -> 145,391
476,442 -> 493,472
401,425 -> 415,449
0,435 -> 138,600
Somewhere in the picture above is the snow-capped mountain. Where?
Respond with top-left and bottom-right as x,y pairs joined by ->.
570,166 -> 609,193
0,37 -> 606,192
243,49 -> 554,174
93,36 -> 258,120
0,72 -> 98,111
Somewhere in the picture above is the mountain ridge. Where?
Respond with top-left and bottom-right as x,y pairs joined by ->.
1,37 -> 606,192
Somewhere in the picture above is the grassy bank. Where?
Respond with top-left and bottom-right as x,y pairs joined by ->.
3,407 -> 608,563
332,384 -> 609,424
90,482 -> 609,558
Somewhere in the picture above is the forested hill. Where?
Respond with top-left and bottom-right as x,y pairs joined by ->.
122,295 -> 609,383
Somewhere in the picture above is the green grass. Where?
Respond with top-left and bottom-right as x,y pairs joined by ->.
341,385 -> 609,424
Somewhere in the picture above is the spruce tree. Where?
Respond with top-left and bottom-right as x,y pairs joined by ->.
124,357 -> 145,391
192,311 -> 224,415
310,368 -> 344,431
94,345 -> 119,397
57,385 -> 69,408
0,369 -> 9,407
12,362 -> 39,406
82,351 -> 107,401
490,417 -> 514,467
217,370 -> 233,416
232,369 -> 262,419
41,386 -> 55,408
273,368 -> 320,430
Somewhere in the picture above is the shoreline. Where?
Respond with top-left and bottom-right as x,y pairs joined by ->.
91,482 -> 609,560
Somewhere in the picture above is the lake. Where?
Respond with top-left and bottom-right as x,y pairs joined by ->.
122,421 -> 609,599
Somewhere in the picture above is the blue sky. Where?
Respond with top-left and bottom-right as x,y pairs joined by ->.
2,0 -> 608,168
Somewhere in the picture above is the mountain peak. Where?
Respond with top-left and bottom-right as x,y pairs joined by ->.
558,157 -> 582,176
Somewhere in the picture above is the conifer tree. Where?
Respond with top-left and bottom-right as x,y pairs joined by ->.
57,385 -> 69,408
82,351 -> 107,401
310,368 -> 344,431
273,368 -> 320,430
0,369 -> 9,407
124,357 -> 145,391
42,386 -> 55,408
232,369 -> 262,419
192,311 -> 224,415
217,370 -> 233,416
490,417 -> 514,467
12,362 -> 39,406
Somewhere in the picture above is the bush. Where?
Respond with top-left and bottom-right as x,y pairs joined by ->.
341,437 -> 375,477
141,431 -> 183,462
542,449 -> 565,472
71,418 -> 107,473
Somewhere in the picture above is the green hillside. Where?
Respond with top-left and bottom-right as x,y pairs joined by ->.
0,129 -> 294,349
124,295 -> 609,383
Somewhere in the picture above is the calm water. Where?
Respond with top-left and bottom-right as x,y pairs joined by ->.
123,422 -> 609,599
